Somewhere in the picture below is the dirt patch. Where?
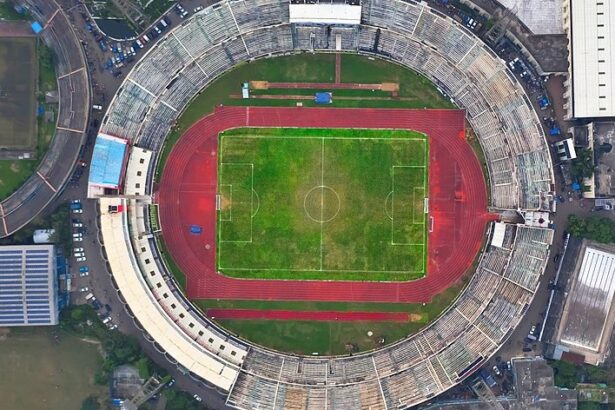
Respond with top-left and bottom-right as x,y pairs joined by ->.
10,162 -> 19,173
0,327 -> 10,341
408,313 -> 422,322
250,81 -> 269,90
220,193 -> 231,211
381,82 -> 400,92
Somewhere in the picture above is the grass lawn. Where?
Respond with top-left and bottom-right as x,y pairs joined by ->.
155,53 -> 452,181
0,327 -> 105,410
0,41 -> 57,202
0,160 -> 37,199
195,277 -> 468,355
217,127 -> 428,281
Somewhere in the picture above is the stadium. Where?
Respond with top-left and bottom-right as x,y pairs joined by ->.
94,0 -> 556,408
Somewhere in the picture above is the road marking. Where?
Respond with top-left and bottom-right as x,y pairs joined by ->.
37,172 -> 57,192
58,67 -> 85,80
56,126 -> 85,134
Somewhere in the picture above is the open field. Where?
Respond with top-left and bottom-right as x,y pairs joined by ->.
0,159 -> 37,199
217,127 -> 428,281
0,327 -> 105,410
156,53 -> 453,181
0,37 -> 37,150
195,277 -> 468,355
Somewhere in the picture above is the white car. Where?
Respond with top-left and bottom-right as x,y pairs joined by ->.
73,247 -> 84,253
194,6 -> 204,12
72,208 -> 83,214
79,271 -> 89,277
71,199 -> 81,204
76,256 -> 87,262
73,222 -> 83,228
74,252 -> 85,258
79,287 -> 89,292
73,237 -> 83,242
193,394 -> 202,402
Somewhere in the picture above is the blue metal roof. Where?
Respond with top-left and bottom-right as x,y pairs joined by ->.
89,134 -> 128,188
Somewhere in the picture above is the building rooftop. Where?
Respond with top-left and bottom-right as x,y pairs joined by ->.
0,244 -> 59,326
498,0 -> 563,35
567,0 -> 615,118
88,133 -> 128,189
555,241 -> 615,364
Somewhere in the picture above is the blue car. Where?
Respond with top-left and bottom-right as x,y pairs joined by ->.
79,266 -> 89,273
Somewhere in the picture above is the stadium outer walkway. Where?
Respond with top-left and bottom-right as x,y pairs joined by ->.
158,106 -> 491,303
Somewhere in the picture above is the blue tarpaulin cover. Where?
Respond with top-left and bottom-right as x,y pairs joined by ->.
315,92 -> 332,104
31,22 -> 43,34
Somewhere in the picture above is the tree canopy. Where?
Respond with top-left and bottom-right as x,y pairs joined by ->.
568,215 -> 615,243
570,148 -> 595,181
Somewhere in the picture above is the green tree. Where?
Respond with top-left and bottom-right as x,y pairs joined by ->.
81,395 -> 101,410
568,214 -> 587,237
568,215 -> 615,243
164,389 -> 205,410
571,148 -> 595,181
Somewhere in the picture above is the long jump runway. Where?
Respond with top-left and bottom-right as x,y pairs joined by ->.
158,106 -> 491,303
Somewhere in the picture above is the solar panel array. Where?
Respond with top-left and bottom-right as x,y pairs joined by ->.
0,245 -> 58,326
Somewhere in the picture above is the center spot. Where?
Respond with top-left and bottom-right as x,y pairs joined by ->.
304,185 -> 340,223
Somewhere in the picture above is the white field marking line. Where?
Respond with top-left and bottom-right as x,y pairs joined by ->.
412,187 -> 426,224
217,266 -> 426,274
384,191 -> 393,220
219,184 -> 233,222
219,134 -> 428,270
320,137 -> 325,271
390,167 -> 425,246
232,135 -> 426,142
218,163 -> 254,243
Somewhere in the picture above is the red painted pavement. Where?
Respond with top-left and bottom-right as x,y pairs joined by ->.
158,106 -> 491,303
206,309 -> 409,322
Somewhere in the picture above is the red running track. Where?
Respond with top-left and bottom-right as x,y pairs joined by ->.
158,106 -> 491,303
206,309 -> 409,322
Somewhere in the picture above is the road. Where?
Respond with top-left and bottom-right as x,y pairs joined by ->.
44,1 -> 232,408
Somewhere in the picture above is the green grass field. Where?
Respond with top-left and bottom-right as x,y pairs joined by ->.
0,41 -> 56,201
155,53 -> 454,182
195,277 -> 468,355
0,327 -> 105,410
217,127 -> 428,281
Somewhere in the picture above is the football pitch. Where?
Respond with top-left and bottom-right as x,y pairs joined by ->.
216,127 -> 429,281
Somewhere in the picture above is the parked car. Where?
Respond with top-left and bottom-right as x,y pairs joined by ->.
73,247 -> 84,253
73,222 -> 83,228
193,394 -> 202,402
72,208 -> 83,214
492,365 -> 502,377
79,271 -> 89,277
79,287 -> 89,292
73,236 -> 83,242
194,6 -> 204,12
76,256 -> 87,262
74,252 -> 85,258
79,266 -> 89,273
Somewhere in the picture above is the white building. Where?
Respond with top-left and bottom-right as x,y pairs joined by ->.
563,0 -> 615,119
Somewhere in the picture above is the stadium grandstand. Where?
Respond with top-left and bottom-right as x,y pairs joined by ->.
0,0 -> 90,238
95,0 -> 555,408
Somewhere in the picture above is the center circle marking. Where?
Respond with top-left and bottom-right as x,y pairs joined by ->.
303,185 -> 341,223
